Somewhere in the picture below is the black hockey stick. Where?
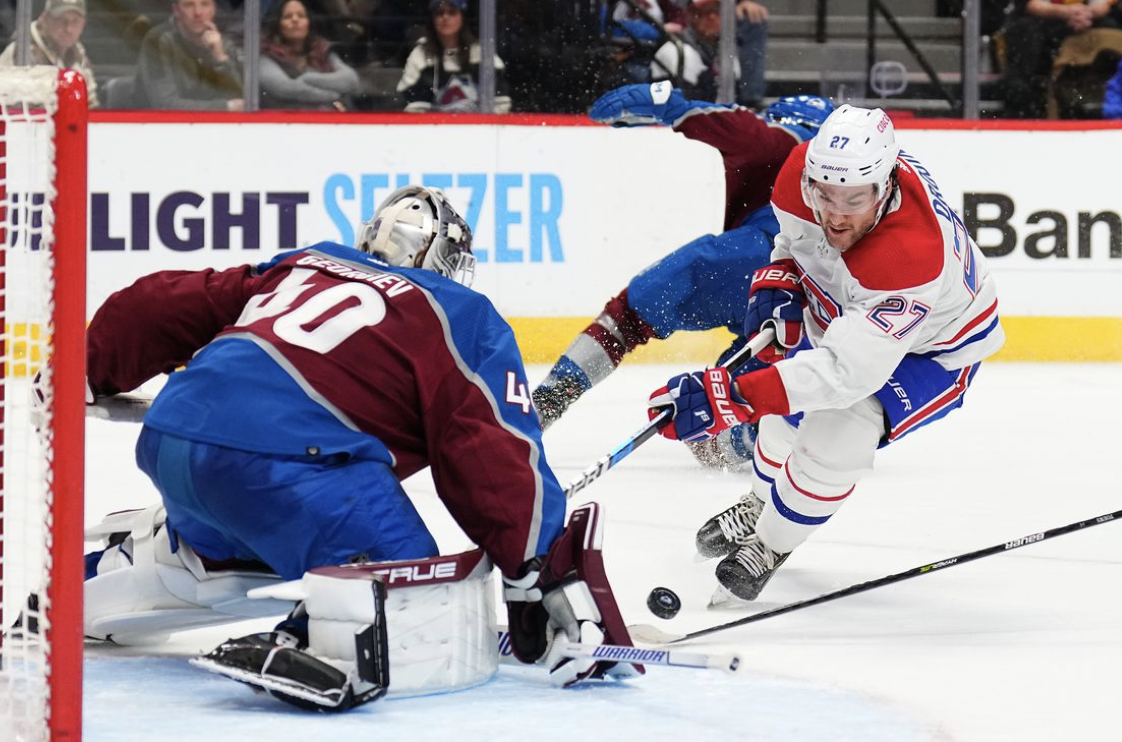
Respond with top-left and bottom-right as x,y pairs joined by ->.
563,327 -> 776,499
631,507 -> 1122,644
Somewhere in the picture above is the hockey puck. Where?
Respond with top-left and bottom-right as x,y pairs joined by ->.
646,587 -> 682,620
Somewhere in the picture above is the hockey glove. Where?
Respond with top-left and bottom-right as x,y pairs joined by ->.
590,81 -> 730,127
504,503 -> 642,687
649,366 -> 791,442
744,259 -> 806,364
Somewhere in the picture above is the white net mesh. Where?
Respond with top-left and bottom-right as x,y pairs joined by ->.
0,65 -> 60,742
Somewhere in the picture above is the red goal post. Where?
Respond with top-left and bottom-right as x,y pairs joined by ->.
0,67 -> 88,742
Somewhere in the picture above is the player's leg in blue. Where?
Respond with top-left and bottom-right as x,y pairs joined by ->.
533,210 -> 777,431
137,430 -> 438,580
81,427 -> 439,643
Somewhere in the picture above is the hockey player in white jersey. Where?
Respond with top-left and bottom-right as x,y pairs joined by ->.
648,104 -> 1004,602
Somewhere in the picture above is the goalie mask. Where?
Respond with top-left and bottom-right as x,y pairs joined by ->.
355,186 -> 476,287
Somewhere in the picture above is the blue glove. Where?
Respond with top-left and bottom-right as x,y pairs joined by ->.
648,368 -> 755,443
590,82 -> 720,127
744,259 -> 805,363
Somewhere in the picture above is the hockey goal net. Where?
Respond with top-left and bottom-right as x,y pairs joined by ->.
0,67 -> 88,742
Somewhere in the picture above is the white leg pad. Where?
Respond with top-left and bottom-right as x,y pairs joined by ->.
756,397 -> 885,554
84,505 -> 289,644
251,550 -> 499,698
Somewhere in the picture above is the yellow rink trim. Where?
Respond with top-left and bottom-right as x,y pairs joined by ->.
507,316 -> 1122,365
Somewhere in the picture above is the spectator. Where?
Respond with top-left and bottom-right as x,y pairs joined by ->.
1001,0 -> 1119,118
606,0 -> 685,87
136,0 -> 244,110
651,0 -> 738,102
1105,57 -> 1122,117
611,0 -> 686,40
735,0 -> 769,107
397,0 -> 511,113
260,0 -> 359,110
0,0 -> 100,107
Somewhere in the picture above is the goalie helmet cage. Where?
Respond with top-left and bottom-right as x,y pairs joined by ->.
0,68 -> 88,742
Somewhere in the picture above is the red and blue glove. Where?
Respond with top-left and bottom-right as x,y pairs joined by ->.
744,259 -> 806,364
648,367 -> 790,442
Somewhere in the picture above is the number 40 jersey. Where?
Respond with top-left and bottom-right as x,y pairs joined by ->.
86,242 -> 565,576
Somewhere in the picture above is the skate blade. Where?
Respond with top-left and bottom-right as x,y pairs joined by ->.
707,584 -> 749,609
693,551 -> 715,564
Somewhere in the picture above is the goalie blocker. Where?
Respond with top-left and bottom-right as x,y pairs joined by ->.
196,503 -> 641,710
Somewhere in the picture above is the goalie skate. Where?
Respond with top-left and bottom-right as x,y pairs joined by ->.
709,535 -> 789,605
695,495 -> 765,559
192,629 -> 388,712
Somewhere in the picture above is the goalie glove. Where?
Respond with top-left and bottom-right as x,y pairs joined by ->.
589,81 -> 733,128
744,259 -> 806,364
503,503 -> 642,687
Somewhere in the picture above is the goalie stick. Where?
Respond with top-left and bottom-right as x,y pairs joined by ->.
563,327 -> 777,499
86,391 -> 154,423
495,627 -> 740,674
631,507 -> 1122,645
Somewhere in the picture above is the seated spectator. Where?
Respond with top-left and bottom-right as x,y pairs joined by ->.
606,0 -> 685,86
651,0 -> 737,102
735,0 -> 769,107
611,0 -> 685,41
260,0 -> 359,110
396,0 -> 511,113
136,0 -> 243,110
0,0 -> 100,107
1105,57 -> 1122,117
1001,0 -> 1120,118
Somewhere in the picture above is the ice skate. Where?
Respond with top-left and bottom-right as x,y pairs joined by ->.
695,494 -> 765,559
686,423 -> 756,472
709,535 -> 789,605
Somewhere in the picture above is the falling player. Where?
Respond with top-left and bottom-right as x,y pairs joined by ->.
79,186 -> 637,708
532,81 -> 833,470
649,105 -> 1004,603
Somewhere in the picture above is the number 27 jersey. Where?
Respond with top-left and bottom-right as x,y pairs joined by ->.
768,142 -> 1005,413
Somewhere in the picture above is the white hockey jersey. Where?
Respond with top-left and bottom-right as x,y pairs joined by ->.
768,141 -> 1004,414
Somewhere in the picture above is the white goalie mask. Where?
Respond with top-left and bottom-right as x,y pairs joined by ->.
801,104 -> 900,217
355,185 -> 476,287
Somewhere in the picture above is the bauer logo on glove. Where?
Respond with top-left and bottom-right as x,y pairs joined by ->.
648,368 -> 755,443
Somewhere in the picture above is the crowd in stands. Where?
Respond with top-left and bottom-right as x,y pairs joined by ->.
0,0 -> 1120,118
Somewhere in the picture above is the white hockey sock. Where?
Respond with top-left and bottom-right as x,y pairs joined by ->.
755,399 -> 884,554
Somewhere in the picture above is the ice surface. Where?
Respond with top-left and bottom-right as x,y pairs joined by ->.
80,363 -> 1122,742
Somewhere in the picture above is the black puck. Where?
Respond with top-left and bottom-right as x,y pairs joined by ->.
646,587 -> 681,620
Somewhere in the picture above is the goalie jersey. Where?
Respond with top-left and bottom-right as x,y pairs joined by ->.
768,142 -> 1004,413
86,242 -> 565,576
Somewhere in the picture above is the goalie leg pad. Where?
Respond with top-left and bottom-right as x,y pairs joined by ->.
248,549 -> 498,698
83,505 -> 289,643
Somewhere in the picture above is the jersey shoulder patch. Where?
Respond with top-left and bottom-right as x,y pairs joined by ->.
842,166 -> 945,291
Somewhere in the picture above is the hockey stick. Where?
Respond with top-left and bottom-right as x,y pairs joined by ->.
496,627 -> 740,673
563,327 -> 776,499
86,391 -> 154,423
631,508 -> 1122,645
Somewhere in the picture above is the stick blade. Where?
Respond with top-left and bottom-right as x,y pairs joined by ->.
627,623 -> 685,645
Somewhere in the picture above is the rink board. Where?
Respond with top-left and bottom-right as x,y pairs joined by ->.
85,113 -> 1122,361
